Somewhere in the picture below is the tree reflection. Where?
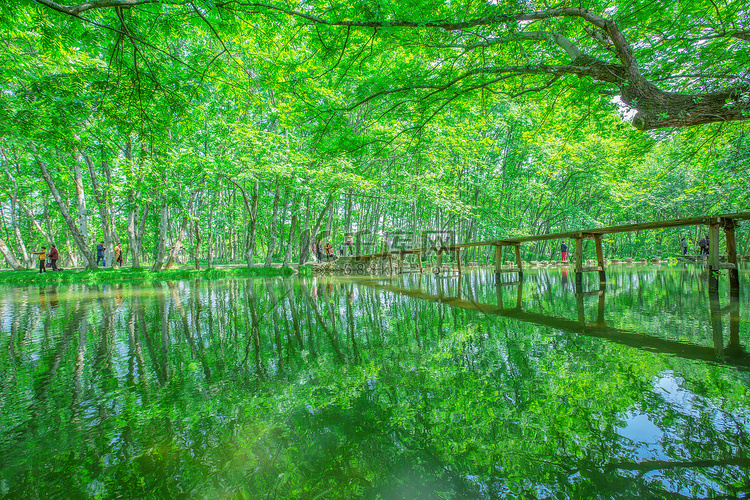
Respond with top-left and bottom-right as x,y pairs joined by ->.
0,267 -> 748,498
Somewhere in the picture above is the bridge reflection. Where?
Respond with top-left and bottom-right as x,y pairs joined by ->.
357,272 -> 749,371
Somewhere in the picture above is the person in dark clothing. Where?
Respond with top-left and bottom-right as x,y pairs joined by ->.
49,245 -> 59,271
561,241 -> 569,262
96,241 -> 106,266
680,237 -> 688,255
315,242 -> 323,261
699,237 -> 708,255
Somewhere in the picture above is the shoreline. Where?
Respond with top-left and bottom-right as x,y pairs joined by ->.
0,265 -> 304,285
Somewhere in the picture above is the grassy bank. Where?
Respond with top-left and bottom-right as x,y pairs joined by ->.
0,265 -> 297,285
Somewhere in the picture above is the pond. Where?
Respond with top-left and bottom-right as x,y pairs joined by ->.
1,264 -> 749,499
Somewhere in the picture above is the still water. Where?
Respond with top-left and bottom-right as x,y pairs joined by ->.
0,265 -> 749,499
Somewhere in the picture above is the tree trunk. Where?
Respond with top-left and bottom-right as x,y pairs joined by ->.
246,181 -> 259,266
284,196 -> 298,266
65,229 -> 78,267
137,203 -> 149,266
18,199 -> 53,244
151,200 -> 169,272
207,199 -> 214,268
322,200 -> 334,242
410,199 -> 418,258
370,199 -> 380,252
298,195 -> 312,265
101,159 -> 120,246
0,237 -> 24,270
127,201 -> 140,268
462,187 -> 480,260
345,189 -> 353,234
277,187 -> 290,261
309,194 -> 336,261
2,153 -> 31,268
124,139 -> 146,268
165,191 -> 197,269
9,199 -> 30,268
193,217 -> 201,270
264,179 -> 282,266
37,157 -> 98,268
72,154 -> 89,266
126,195 -> 149,269
83,153 -> 114,267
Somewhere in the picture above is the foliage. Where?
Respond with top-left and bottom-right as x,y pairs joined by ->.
0,0 -> 748,271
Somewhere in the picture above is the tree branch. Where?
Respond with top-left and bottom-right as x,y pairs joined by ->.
424,31 -> 583,60
33,0 -> 166,16
605,457 -> 750,472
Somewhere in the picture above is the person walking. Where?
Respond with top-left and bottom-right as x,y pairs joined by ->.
49,244 -> 59,271
114,243 -> 123,267
96,241 -> 106,267
561,241 -> 569,263
680,237 -> 688,255
346,234 -> 354,255
31,247 -> 47,274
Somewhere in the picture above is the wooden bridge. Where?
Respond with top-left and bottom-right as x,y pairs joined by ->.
352,212 -> 750,293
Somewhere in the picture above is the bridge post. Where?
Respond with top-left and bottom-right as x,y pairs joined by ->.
417,252 -> 423,274
576,290 -> 585,324
515,244 -> 523,279
709,290 -> 723,357
594,235 -> 606,286
494,245 -> 502,279
725,218 -> 739,296
516,279 -> 523,309
728,294 -> 743,357
456,248 -> 462,274
575,236 -> 583,291
708,218 -> 720,292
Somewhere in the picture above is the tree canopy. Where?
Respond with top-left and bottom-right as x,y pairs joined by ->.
27,0 -> 750,130
0,0 -> 748,270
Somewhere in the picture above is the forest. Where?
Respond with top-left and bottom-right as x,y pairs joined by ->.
1,0 -> 749,271
3,3 -> 750,496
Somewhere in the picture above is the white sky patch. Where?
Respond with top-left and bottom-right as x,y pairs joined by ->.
611,95 -> 637,122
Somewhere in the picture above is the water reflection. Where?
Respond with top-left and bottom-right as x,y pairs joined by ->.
364,266 -> 749,370
0,266 -> 749,498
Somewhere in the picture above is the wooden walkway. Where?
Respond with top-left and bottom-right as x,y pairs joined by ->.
353,212 -> 750,293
